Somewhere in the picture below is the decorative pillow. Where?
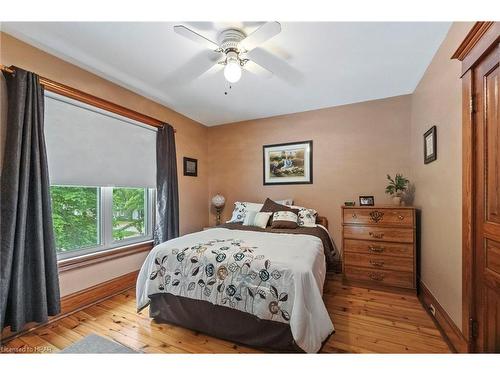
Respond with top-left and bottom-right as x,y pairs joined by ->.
227,202 -> 264,223
271,211 -> 299,229
253,212 -> 273,229
260,198 -> 300,226
297,208 -> 318,227
242,211 -> 258,226
275,198 -> 294,206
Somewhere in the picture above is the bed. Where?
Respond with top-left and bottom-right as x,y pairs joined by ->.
136,217 -> 335,353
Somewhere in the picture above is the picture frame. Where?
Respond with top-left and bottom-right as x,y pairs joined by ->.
424,125 -> 437,164
183,157 -> 198,177
262,140 -> 313,185
359,195 -> 375,206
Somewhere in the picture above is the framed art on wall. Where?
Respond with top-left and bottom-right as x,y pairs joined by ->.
263,140 -> 313,185
424,125 -> 437,164
183,157 -> 198,177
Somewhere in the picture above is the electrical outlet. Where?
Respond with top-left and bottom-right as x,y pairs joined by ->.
429,304 -> 436,316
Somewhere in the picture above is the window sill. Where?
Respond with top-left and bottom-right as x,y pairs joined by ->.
57,240 -> 154,273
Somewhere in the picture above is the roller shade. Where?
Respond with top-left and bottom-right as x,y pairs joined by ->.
44,92 -> 156,188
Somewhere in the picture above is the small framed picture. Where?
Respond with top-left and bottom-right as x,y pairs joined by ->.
183,157 -> 198,177
359,196 -> 375,206
424,126 -> 437,164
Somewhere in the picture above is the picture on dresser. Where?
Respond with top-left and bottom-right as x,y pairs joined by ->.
263,140 -> 313,185
423,125 -> 437,164
359,195 -> 375,206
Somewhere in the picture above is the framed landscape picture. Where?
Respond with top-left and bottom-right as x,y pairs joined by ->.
263,140 -> 313,185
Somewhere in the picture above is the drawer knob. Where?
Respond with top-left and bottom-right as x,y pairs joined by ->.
352,213 -> 357,219
368,246 -> 385,253
398,215 -> 404,220
369,210 -> 384,223
369,231 -> 384,239
369,272 -> 384,281
370,260 -> 385,267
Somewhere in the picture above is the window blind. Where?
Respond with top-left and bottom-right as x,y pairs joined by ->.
44,92 -> 156,188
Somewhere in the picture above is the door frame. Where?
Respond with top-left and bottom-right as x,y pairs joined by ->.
452,21 -> 499,351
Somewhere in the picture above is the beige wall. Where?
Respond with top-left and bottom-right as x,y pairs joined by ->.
0,32 -> 209,296
208,95 -> 412,253
409,22 -> 473,330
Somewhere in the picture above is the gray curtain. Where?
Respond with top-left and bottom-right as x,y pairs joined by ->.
153,124 -> 179,244
0,68 -> 60,332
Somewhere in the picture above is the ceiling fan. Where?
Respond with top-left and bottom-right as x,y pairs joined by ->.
173,22 -> 283,84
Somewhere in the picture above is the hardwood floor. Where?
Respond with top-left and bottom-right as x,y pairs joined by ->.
1,276 -> 451,353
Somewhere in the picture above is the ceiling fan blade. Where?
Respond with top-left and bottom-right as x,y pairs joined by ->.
244,60 -> 273,78
240,22 -> 281,52
248,48 -> 303,85
162,51 -> 222,86
174,25 -> 220,51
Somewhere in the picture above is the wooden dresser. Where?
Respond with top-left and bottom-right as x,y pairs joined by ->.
342,206 -> 417,293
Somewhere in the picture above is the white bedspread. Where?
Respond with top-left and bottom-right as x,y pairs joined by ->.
136,228 -> 334,353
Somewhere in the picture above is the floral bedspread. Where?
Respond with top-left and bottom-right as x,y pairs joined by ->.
136,227 -> 334,352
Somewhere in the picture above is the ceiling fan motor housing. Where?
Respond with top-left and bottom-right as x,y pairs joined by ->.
219,29 -> 246,54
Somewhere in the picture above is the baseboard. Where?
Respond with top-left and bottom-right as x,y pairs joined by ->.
418,281 -> 469,353
1,270 -> 139,344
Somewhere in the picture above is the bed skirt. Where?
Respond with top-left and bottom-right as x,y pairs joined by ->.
149,293 -> 303,352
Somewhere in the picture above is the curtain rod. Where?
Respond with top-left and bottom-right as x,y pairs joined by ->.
1,64 -> 176,133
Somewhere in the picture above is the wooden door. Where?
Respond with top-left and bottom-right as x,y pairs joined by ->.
473,42 -> 500,352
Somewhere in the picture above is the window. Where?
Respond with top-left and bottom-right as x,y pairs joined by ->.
112,187 -> 147,241
44,91 -> 157,260
51,186 -> 154,259
50,186 -> 100,252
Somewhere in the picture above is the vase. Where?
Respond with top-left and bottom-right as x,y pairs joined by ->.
392,195 -> 402,206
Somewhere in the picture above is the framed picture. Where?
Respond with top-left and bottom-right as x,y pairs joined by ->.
424,126 -> 437,164
183,157 -> 198,177
263,140 -> 313,185
359,195 -> 375,206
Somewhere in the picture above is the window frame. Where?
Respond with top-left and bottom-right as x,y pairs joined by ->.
55,186 -> 155,261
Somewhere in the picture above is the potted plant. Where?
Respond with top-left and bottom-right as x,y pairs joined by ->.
385,173 -> 409,206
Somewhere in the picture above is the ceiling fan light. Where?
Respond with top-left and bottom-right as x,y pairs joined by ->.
224,60 -> 242,83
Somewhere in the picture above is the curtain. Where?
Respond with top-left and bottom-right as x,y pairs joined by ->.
0,68 -> 60,332
154,124 -> 179,244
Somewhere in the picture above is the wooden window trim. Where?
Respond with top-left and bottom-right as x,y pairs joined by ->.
0,64 -> 176,132
57,240 -> 153,273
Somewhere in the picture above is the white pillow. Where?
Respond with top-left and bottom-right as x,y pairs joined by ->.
243,211 -> 258,226
253,212 -> 272,228
275,198 -> 294,206
227,202 -> 264,223
297,208 -> 318,227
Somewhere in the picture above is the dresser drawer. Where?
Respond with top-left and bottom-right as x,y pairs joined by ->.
344,252 -> 413,272
344,266 -> 414,289
343,208 -> 414,227
344,239 -> 414,258
343,225 -> 414,243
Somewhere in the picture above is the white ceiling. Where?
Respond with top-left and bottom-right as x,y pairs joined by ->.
2,22 -> 451,126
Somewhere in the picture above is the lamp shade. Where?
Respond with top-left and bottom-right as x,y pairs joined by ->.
211,194 -> 226,208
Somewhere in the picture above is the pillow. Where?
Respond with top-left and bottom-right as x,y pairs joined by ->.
242,211 -> 258,226
274,198 -> 294,206
260,198 -> 300,225
297,208 -> 318,227
227,202 -> 264,223
271,211 -> 299,229
253,212 -> 273,229
227,201 -> 247,223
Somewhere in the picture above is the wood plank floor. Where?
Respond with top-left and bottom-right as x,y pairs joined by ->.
1,276 -> 451,353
